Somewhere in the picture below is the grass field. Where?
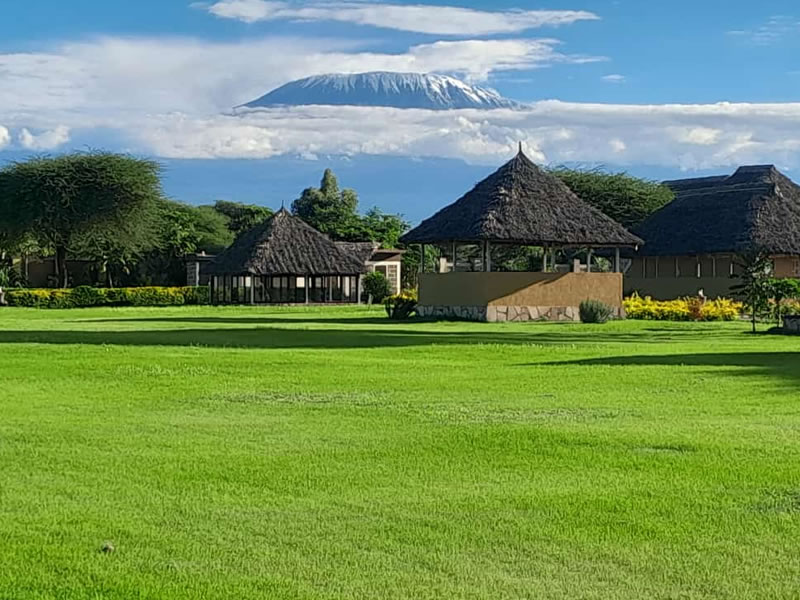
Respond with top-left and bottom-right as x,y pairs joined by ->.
1,306 -> 799,599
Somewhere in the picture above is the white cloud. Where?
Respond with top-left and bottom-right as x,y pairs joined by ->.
0,36 -> 597,123
18,126 -> 71,150
602,74 -> 626,84
0,126 -> 10,150
609,138 -> 626,153
670,126 -> 721,146
201,0 -> 600,35
727,15 -> 800,45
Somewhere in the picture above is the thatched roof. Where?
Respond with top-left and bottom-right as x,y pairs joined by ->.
635,165 -> 800,256
400,150 -> 642,248
209,208 -> 367,275
335,241 -> 379,264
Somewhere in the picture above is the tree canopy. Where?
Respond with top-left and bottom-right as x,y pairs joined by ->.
292,169 -> 360,237
212,200 -> 273,237
550,167 -> 674,229
291,169 -> 408,247
0,152 -> 165,287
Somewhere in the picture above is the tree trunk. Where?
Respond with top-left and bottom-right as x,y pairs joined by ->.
55,246 -> 68,288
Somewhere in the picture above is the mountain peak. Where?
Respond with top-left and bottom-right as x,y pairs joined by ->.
237,72 -> 521,111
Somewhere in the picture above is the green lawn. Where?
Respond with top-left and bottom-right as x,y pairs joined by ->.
1,306 -> 799,599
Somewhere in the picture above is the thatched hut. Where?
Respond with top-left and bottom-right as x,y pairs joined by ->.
626,165 -> 800,299
400,148 -> 642,321
208,208 -> 367,304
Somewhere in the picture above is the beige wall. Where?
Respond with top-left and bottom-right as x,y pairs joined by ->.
774,256 -> 800,278
626,253 -> 800,300
419,272 -> 623,309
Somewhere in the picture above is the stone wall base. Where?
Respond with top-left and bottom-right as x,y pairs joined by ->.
784,316 -> 800,334
418,305 -> 624,322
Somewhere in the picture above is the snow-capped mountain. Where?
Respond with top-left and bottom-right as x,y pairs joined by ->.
238,72 -> 521,111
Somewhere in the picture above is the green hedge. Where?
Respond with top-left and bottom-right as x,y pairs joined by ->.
5,286 -> 209,309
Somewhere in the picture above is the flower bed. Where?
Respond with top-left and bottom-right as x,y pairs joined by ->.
624,293 -> 742,321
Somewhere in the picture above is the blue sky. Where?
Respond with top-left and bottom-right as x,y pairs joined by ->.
1,1 -> 799,222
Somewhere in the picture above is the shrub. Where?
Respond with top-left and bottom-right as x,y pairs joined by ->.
5,286 -> 209,309
624,293 -> 742,321
784,299 -> 800,316
363,271 -> 391,303
384,289 -> 418,320
579,299 -> 614,323
70,285 -> 106,307
0,265 -> 27,289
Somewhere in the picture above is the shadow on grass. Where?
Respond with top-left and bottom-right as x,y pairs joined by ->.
78,316 -> 397,326
0,325 -> 746,350
0,327 -> 612,349
532,352 -> 800,384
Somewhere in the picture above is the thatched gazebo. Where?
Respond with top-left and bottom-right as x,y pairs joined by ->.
400,148 -> 643,321
625,164 -> 800,299
208,208 -> 367,304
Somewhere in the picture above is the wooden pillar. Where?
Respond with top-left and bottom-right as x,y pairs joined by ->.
356,275 -> 363,305
305,276 -> 310,304
712,256 -> 717,278
327,277 -> 333,303
419,244 -> 425,273
696,258 -> 701,278
615,248 -> 621,273
542,247 -> 548,273
451,242 -> 457,272
587,249 -> 593,273
675,257 -> 680,278
485,240 -> 492,272
249,275 -> 255,305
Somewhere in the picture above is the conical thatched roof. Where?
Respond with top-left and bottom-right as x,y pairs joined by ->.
636,165 -> 800,256
400,150 -> 642,247
209,209 -> 367,275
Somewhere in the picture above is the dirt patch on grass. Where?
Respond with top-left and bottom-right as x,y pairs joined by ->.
755,490 -> 800,514
635,443 -> 697,455
213,390 -> 388,406
416,406 -> 628,425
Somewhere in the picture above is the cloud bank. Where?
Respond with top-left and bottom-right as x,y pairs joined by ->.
200,0 -> 599,35
128,102 -> 800,172
1,35 -> 799,172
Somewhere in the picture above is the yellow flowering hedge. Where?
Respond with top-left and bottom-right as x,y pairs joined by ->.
624,293 -> 742,321
384,288 -> 419,320
6,286 -> 209,309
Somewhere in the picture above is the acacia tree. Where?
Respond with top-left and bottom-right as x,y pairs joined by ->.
129,200 -> 234,287
550,167 -> 675,229
0,152 -> 165,287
